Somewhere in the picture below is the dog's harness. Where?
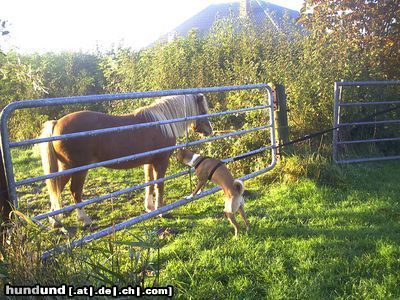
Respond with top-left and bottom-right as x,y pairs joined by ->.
193,156 -> 225,181
193,156 -> 208,169
207,161 -> 225,180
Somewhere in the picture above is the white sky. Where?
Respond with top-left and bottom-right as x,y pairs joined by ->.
1,0 -> 303,53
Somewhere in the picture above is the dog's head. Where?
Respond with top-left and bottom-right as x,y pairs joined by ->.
176,149 -> 194,164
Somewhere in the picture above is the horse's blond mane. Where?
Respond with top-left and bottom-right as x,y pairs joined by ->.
138,94 -> 208,138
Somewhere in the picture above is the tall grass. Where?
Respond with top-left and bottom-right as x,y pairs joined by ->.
1,215 -> 164,290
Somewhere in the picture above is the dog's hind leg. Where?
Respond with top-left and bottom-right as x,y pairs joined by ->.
238,204 -> 250,230
225,212 -> 240,237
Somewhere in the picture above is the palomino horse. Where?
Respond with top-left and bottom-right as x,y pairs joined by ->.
40,94 -> 212,227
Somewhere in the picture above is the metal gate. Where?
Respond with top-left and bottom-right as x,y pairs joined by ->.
0,84 -> 276,258
333,80 -> 400,163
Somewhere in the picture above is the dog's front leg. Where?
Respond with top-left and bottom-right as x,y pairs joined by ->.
191,181 -> 207,197
225,212 -> 240,237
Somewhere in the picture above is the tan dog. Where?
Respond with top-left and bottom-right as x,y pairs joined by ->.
176,149 -> 249,237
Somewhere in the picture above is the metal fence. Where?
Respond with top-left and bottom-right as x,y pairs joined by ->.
0,84 -> 276,258
333,80 -> 400,163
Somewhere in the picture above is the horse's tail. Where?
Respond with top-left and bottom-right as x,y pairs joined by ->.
40,120 -> 62,211
233,179 -> 245,196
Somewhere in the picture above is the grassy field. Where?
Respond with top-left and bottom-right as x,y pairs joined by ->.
3,148 -> 400,299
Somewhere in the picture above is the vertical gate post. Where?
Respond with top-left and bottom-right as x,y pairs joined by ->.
0,147 -> 12,240
271,83 -> 290,156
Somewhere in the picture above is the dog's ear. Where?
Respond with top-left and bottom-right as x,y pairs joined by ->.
176,149 -> 183,161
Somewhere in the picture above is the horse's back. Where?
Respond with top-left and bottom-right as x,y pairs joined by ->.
56,111 -> 129,131
52,111 -> 175,168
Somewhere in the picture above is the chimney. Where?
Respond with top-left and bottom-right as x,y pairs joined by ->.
239,0 -> 251,18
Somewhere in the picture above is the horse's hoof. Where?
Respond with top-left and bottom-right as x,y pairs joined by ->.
83,223 -> 98,231
49,217 -> 63,228
156,227 -> 176,239
76,209 -> 92,227
158,213 -> 173,219
215,212 -> 225,219
81,218 -> 93,227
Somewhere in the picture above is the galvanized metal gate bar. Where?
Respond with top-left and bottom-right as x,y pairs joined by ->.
333,80 -> 400,164
0,84 -> 276,258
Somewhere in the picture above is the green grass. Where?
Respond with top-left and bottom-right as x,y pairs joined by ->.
156,163 -> 400,299
3,148 -> 400,299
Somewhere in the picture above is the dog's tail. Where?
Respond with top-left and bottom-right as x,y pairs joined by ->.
40,120 -> 62,211
233,179 -> 245,195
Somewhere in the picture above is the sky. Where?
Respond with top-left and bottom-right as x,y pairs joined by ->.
1,0 -> 304,53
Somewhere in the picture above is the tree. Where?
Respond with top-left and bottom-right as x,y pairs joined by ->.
299,0 -> 400,79
0,19 -> 10,55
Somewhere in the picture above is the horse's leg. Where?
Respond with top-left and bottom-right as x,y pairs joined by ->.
152,157 -> 169,213
144,164 -> 155,212
49,171 -> 70,227
70,170 -> 92,227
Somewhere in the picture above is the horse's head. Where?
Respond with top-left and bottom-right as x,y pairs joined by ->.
192,94 -> 212,137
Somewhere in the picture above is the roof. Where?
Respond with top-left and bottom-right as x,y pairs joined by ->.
155,1 -> 300,44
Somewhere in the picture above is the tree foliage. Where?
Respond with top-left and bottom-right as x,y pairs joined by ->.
0,51 -> 104,139
300,0 -> 399,80
0,19 -> 10,54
